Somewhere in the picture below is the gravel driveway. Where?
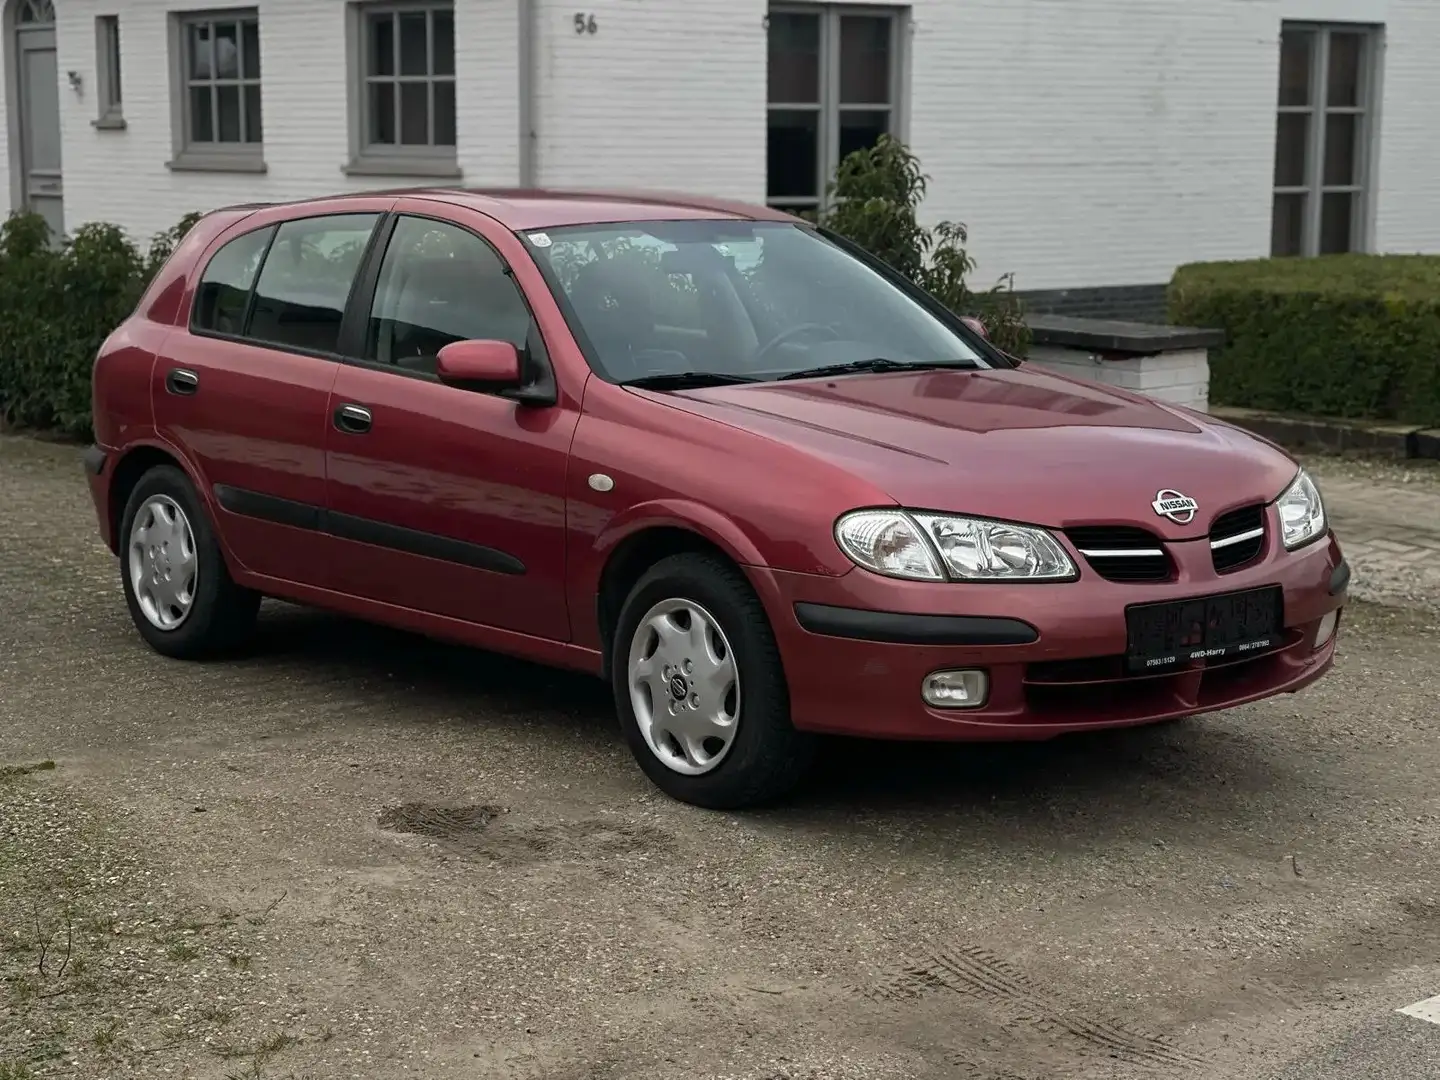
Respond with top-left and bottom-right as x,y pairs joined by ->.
3,434 -> 1440,1080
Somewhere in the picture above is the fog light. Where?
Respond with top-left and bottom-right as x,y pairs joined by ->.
922,669 -> 988,709
1315,608 -> 1339,649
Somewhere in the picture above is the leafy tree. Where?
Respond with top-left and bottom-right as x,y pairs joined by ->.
819,135 -> 1030,356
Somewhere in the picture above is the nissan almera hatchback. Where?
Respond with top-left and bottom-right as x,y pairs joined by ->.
85,189 -> 1347,809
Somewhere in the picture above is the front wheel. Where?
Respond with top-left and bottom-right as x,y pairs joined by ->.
611,553 -> 815,809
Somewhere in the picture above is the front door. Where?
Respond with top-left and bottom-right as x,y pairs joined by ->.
323,211 -> 577,641
15,0 -> 62,239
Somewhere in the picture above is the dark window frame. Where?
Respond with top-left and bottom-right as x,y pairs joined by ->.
167,7 -> 266,174
94,14 -> 125,129
344,0 -> 461,180
766,3 -> 910,214
1271,21 -> 1382,257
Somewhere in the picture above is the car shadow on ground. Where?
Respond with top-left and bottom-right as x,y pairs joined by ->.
235,600 -> 1297,837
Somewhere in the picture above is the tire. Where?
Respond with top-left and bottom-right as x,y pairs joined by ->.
611,552 -> 815,809
118,464 -> 260,659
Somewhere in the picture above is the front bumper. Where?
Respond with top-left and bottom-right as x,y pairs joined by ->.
750,527 -> 1346,741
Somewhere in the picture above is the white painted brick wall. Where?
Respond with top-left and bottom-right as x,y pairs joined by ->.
19,0 -> 519,243
0,0 -> 1437,290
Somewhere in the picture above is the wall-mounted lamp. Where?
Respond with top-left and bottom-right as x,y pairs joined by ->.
66,70 -> 82,94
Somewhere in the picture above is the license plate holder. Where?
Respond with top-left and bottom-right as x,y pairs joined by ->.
1124,586 -> 1283,673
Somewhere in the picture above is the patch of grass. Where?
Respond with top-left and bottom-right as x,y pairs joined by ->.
0,761 -> 55,780
90,1018 -> 123,1054
0,1061 -> 34,1079
167,941 -> 202,962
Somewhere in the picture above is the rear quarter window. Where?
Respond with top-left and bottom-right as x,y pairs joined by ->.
191,225 -> 274,335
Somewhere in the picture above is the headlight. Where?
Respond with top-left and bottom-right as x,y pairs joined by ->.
1276,468 -> 1326,550
835,510 -> 1077,582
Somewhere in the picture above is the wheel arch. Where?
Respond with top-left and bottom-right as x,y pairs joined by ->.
594,523 -> 749,680
105,440 -> 216,557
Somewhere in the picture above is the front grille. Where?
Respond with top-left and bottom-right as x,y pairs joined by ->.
1209,504 -> 1265,573
1064,525 -> 1172,583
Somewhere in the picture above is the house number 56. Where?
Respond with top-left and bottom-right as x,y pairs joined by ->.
574,12 -> 597,34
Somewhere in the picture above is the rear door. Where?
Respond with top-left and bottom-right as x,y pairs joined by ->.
153,203 -> 389,586
321,208 -> 580,641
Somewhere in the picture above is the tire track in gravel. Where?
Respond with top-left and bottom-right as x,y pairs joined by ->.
858,943 -> 1207,1073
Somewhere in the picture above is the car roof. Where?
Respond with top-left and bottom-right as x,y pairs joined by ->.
221,187 -> 801,232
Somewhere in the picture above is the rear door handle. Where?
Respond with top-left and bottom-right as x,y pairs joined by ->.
333,403 -> 372,435
165,368 -> 199,396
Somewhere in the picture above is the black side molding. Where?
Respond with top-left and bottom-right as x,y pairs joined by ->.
212,484 -> 526,576
327,510 -> 525,576
794,602 -> 1039,646
83,445 -> 108,476
1329,559 -> 1351,597
214,484 -> 322,531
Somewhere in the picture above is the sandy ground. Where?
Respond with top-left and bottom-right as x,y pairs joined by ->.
3,434 -> 1440,1080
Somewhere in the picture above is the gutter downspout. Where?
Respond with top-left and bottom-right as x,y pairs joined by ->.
518,0 -> 537,187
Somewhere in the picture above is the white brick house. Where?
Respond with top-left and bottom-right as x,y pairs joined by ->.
2,0 -> 1437,316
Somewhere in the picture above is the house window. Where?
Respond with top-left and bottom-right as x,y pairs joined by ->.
171,9 -> 263,171
95,15 -> 124,128
349,2 -> 457,176
766,5 -> 905,214
1271,23 -> 1380,257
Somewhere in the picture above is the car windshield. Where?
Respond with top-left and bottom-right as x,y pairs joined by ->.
523,220 -> 987,385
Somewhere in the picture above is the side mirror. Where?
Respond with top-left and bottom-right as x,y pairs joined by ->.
436,339 -> 522,389
960,315 -> 988,340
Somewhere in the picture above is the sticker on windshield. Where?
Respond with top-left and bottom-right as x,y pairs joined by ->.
527,231 -> 553,248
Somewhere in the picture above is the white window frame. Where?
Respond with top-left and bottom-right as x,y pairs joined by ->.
344,0 -> 460,179
765,3 -> 910,214
94,14 -> 124,130
167,8 -> 265,174
1272,21 -> 1383,257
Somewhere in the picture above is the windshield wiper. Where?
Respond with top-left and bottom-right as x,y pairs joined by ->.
620,371 -> 761,390
774,357 -> 977,381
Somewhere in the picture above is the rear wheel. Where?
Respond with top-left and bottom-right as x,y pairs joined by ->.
119,465 -> 260,659
611,552 -> 814,809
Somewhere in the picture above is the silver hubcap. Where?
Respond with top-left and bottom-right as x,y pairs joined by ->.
627,598 -> 741,776
127,495 -> 198,631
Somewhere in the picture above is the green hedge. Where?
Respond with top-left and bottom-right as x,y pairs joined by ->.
1169,254 -> 1440,427
0,212 -> 199,440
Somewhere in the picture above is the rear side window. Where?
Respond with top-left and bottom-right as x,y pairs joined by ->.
192,225 -> 273,335
365,216 -> 533,373
245,213 -> 380,355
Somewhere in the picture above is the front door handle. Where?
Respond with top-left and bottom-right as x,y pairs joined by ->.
165,368 -> 199,396
333,403 -> 372,435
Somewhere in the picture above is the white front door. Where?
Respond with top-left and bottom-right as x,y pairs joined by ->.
15,0 -> 62,239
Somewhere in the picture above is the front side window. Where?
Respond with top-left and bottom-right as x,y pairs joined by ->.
192,225 -> 274,335
365,216 -> 533,373
526,220 -> 985,384
351,2 -> 457,173
1272,22 -> 1380,256
245,214 -> 380,354
767,5 -> 903,214
173,9 -> 263,169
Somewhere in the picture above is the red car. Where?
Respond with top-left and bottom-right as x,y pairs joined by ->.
85,189 -> 1347,809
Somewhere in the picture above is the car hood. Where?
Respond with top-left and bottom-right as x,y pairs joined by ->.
651,366 -> 1298,535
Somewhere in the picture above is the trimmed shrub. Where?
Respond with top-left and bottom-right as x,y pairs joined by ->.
0,211 -> 201,440
819,135 -> 1030,357
1169,254 -> 1440,426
